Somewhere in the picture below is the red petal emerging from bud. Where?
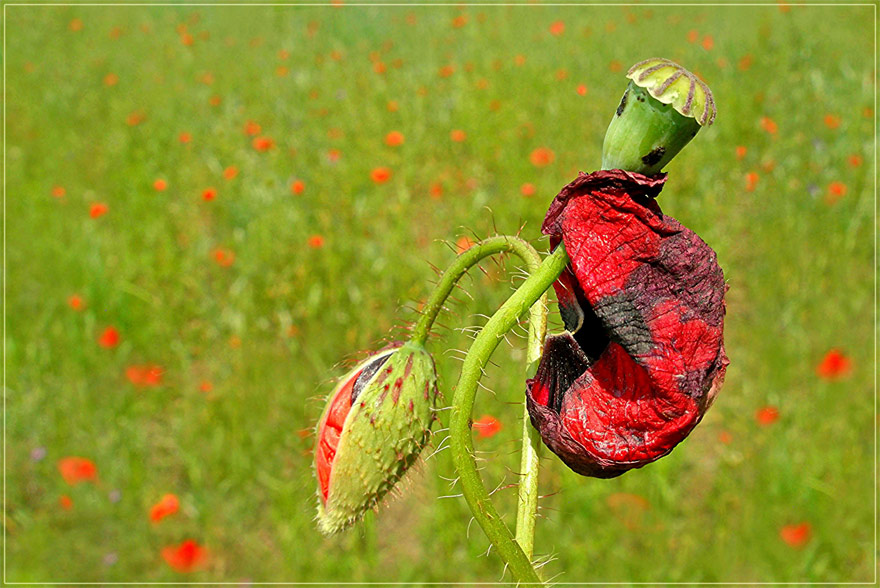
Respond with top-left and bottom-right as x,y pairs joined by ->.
528,170 -> 728,478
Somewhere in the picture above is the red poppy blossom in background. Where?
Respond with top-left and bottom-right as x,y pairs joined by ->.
718,430 -> 733,444
243,120 -> 261,136
90,203 -> 109,219
450,129 -> 467,142
179,132 -> 192,144
686,29 -> 699,43
452,14 -> 467,27
735,145 -> 747,160
529,147 -> 555,167
126,110 -> 146,126
161,540 -> 208,573
429,183 -> 443,200
199,380 -> 213,393
308,235 -> 325,249
202,187 -> 217,201
386,100 -> 399,112
848,154 -> 863,168
816,348 -> 852,379
760,117 -> 778,135
223,166 -> 238,180
576,84 -> 588,96
290,180 -> 305,195
213,248 -> 235,267
438,64 -> 455,78
521,183 -> 536,197
473,415 -> 502,438
780,522 -> 812,549
825,181 -> 847,205
149,493 -> 180,523
371,167 -> 392,183
738,54 -> 753,71
126,364 -> 164,387
68,295 -> 84,311
59,495 -> 73,510
252,136 -> 275,151
823,114 -> 841,129
549,21 -> 565,36
103,73 -> 119,87
51,185 -> 66,198
455,236 -> 474,254
58,457 -> 98,485
755,406 -> 779,426
385,131 -> 405,146
327,149 -> 341,163
701,35 -> 714,50
153,179 -> 167,191
745,172 -> 759,192
98,326 -> 120,348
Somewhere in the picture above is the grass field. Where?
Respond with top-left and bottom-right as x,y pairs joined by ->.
3,2 -> 876,584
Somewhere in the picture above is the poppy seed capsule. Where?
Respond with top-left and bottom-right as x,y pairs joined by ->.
314,342 -> 439,535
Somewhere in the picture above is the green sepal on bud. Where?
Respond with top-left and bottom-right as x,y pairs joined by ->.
602,58 -> 716,175
314,341 -> 439,536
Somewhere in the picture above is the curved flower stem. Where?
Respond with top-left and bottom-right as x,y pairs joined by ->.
449,245 -> 570,585
410,235 -> 543,347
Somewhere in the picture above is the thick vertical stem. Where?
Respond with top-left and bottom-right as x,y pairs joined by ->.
449,245 -> 570,585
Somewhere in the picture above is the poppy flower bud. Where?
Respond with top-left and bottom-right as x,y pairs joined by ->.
314,341 -> 439,535
527,170 -> 728,478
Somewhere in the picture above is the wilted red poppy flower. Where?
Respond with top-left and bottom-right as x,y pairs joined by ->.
98,326 -> 120,348
161,539 -> 208,573
473,415 -> 502,438
816,348 -> 851,379
149,493 -> 180,523
779,522 -> 812,548
90,203 -> 109,219
58,456 -> 98,485
526,170 -> 728,478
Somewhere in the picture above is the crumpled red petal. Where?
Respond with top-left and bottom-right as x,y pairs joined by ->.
527,169 -> 728,478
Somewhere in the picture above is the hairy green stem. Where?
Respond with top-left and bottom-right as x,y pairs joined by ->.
449,245 -> 570,585
409,236 -> 548,563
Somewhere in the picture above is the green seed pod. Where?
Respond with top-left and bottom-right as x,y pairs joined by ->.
314,341 -> 439,535
602,57 -> 716,175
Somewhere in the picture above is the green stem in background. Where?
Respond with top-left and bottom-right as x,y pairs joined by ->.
449,245 -> 570,585
409,235 -> 548,566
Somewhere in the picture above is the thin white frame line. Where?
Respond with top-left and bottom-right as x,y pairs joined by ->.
1,1 -> 876,586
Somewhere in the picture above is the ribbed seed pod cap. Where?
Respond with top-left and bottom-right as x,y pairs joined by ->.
626,57 -> 716,126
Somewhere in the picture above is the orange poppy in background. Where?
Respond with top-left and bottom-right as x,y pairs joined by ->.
701,35 -> 714,50
371,167 -> 392,183
179,132 -> 192,144
780,522 -> 812,549
735,145 -> 747,160
59,495 -> 73,510
386,100 -> 399,112
199,380 -> 213,393
149,493 -> 180,523
327,149 -> 341,163
68,295 -> 85,311
161,540 -> 208,573
202,187 -> 217,201
847,154 -> 863,168
223,166 -> 238,180
451,14 -> 467,27
438,64 -> 455,78
529,147 -> 555,167
429,183 -> 443,200
825,181 -> 847,205
290,180 -> 305,195
450,129 -> 467,142
90,203 -> 109,219
243,120 -> 261,136
455,236 -> 475,254
823,114 -> 841,129
213,248 -> 235,267
686,29 -> 699,43
153,179 -> 167,191
816,348 -> 852,379
755,406 -> 779,426
520,183 -> 536,197
252,137 -> 275,151
385,131 -> 405,146
760,117 -> 778,135
98,326 -> 120,348
472,414 -> 502,438
576,84 -> 588,96
549,21 -> 565,36
308,235 -> 325,249
126,364 -> 164,387
58,456 -> 98,485
51,185 -> 66,198
126,110 -> 146,126
103,73 -> 119,87
745,171 -> 759,192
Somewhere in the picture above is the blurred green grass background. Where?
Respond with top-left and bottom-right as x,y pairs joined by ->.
3,2 -> 875,584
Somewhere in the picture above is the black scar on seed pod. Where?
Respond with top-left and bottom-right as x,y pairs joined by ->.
641,146 -> 666,166
616,89 -> 628,116
351,354 -> 393,403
